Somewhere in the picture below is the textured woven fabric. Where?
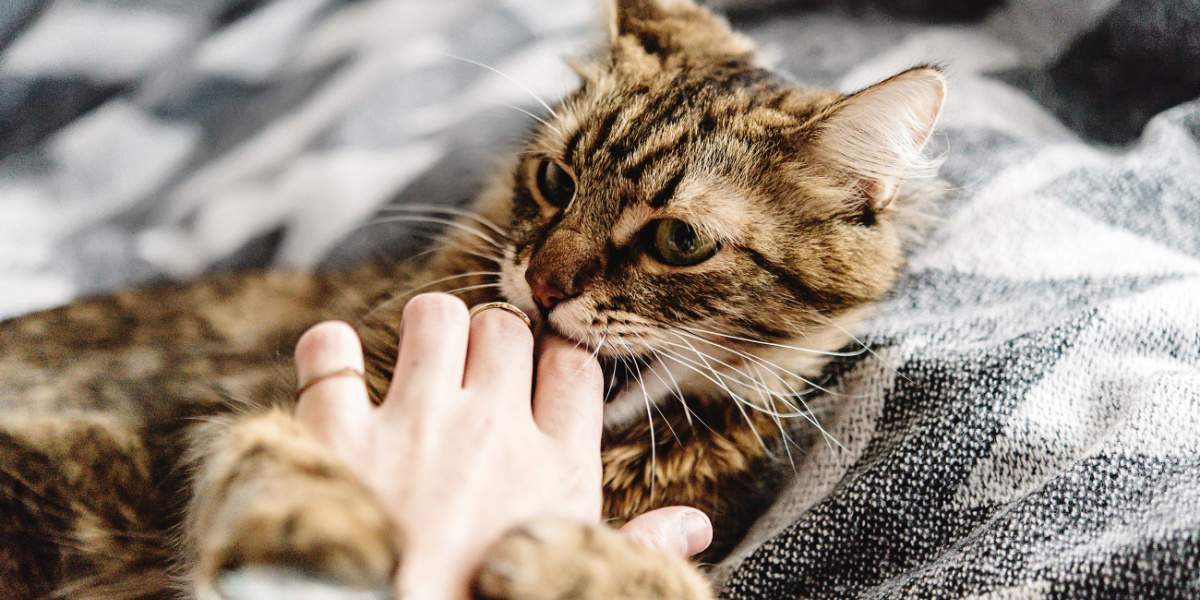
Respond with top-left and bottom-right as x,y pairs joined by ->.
2,1 -> 1198,597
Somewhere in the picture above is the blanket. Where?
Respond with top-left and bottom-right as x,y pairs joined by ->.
2,0 -> 1198,597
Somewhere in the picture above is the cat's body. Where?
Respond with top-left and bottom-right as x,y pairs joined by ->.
0,1 -> 946,598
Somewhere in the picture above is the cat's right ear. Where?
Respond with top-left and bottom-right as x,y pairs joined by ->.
809,67 -> 947,210
603,0 -> 755,66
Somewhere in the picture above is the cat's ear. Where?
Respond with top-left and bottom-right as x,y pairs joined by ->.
604,0 -> 755,64
810,67 -> 947,210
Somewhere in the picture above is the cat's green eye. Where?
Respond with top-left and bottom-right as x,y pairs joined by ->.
649,219 -> 719,267
535,159 -> 576,208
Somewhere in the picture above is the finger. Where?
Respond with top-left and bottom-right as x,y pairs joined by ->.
462,304 -> 534,404
294,321 -> 371,448
386,293 -> 470,408
531,335 -> 604,449
619,507 -> 713,557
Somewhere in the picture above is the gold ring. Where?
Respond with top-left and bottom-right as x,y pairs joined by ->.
295,367 -> 366,401
469,301 -> 533,329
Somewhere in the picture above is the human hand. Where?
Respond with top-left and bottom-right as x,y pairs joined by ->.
293,294 -> 711,599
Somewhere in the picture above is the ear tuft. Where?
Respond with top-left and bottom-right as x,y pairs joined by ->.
605,0 -> 755,64
813,67 -> 947,210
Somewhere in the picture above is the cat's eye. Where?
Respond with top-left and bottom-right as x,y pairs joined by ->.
649,219 -> 719,267
534,159 -> 576,209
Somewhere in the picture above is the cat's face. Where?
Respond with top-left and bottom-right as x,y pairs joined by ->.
493,0 -> 945,417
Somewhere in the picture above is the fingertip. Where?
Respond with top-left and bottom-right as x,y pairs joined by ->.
295,321 -> 364,377
680,509 -> 713,556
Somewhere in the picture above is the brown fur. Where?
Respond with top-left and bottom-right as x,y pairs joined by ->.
0,1 -> 945,598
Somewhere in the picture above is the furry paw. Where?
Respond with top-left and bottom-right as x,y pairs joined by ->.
205,475 -> 399,595
189,412 -> 401,598
474,519 -> 713,600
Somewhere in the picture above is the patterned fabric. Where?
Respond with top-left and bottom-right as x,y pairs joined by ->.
2,1 -> 1198,598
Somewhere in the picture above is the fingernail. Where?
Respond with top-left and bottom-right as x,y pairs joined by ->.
679,510 -> 712,555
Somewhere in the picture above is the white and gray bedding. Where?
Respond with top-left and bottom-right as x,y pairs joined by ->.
2,0 -> 1198,597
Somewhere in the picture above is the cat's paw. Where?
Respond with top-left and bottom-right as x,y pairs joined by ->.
474,519 -> 713,600
200,474 -> 400,597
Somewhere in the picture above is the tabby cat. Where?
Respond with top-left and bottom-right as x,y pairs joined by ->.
0,0 -> 946,598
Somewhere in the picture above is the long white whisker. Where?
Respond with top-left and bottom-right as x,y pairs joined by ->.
671,328 -> 854,400
423,234 -> 505,265
445,53 -> 560,119
505,103 -> 565,137
368,215 -> 502,249
617,338 -> 681,448
669,335 -> 771,455
361,272 -> 501,322
752,361 -> 798,473
655,338 -> 802,405
380,204 -> 510,239
438,282 -> 505,297
667,329 -> 844,450
631,332 -> 705,431
616,346 -> 656,506
813,313 -> 914,385
680,324 -> 867,357
652,342 -> 806,422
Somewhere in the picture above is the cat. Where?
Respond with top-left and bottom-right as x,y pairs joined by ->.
0,0 -> 946,598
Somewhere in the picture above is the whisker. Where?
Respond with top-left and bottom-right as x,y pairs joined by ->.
813,313 -> 914,385
651,333 -> 846,455
367,215 -> 503,249
505,103 -> 565,137
679,324 -> 867,357
666,329 -> 844,449
444,53 -> 560,119
670,328 -> 855,400
359,273 -> 502,323
615,346 -> 656,505
665,336 -> 772,455
439,282 -> 505,297
630,334 -> 721,435
574,331 -> 608,379
655,342 -> 806,420
655,338 -> 801,404
751,361 -> 798,474
379,203 -> 510,239
426,236 -> 506,266
617,338 -> 682,448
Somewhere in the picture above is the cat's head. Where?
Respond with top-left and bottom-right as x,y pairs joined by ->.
483,0 -> 945,424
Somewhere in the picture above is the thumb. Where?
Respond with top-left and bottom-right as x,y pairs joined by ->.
619,507 -> 712,557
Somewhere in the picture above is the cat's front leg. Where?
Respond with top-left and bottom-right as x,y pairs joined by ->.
185,409 -> 400,599
474,519 -> 714,600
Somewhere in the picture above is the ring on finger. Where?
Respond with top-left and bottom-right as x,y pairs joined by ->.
295,367 -> 366,401
468,301 -> 532,330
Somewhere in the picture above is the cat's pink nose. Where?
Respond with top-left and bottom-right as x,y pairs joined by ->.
527,271 -> 568,311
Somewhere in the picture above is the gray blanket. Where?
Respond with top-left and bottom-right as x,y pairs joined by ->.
2,1 -> 1198,597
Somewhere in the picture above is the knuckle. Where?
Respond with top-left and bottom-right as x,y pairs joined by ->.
404,293 -> 469,328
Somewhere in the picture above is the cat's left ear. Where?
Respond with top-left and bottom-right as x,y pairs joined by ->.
604,0 -> 755,64
811,67 -> 947,210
